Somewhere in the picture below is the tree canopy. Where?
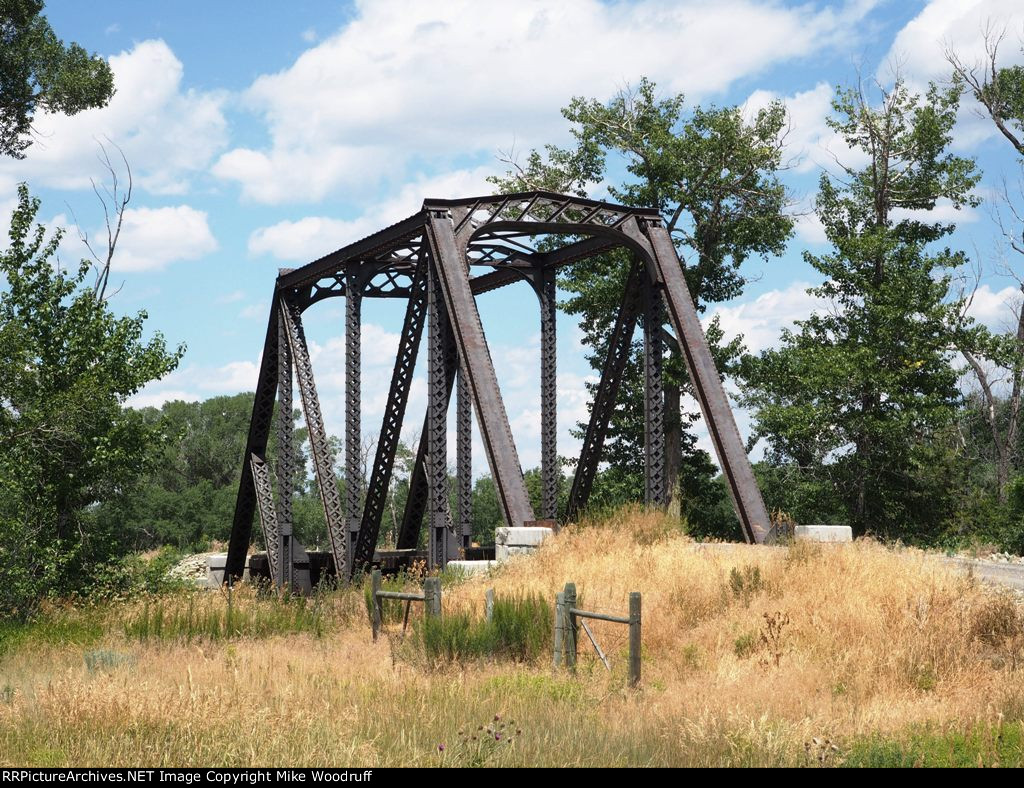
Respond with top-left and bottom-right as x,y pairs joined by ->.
492,78 -> 793,533
0,0 -> 114,158
0,185 -> 182,616
741,77 -> 980,539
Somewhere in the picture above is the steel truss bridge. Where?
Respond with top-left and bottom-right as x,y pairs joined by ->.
226,191 -> 770,590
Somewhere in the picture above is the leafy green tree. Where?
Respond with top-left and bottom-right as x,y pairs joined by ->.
0,185 -> 183,616
470,475 -> 502,546
740,77 -> 980,540
0,0 -> 114,158
492,78 -> 792,527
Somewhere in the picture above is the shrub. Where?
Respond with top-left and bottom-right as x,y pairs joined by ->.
414,593 -> 551,664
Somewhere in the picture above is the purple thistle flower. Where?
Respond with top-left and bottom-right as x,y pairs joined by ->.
438,743 -> 445,752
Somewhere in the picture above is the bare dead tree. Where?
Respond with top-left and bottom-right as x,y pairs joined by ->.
67,138 -> 132,302
945,24 -> 1024,500
945,23 -> 1024,156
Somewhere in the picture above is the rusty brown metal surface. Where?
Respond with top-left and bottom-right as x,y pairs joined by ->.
425,208 -> 535,530
640,220 -> 771,544
227,191 -> 772,586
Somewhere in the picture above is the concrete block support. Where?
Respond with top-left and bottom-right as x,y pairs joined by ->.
446,560 -> 497,575
794,525 -> 853,543
495,526 -> 554,561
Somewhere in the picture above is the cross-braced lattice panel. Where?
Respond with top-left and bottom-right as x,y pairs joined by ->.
453,193 -> 640,238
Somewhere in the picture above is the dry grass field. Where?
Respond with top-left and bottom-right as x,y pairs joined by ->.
2,507 -> 1024,767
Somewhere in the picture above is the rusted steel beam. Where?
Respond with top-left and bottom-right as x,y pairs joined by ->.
641,220 -> 770,544
280,296 -> 349,576
565,259 -> 645,522
457,367 -> 473,548
277,213 -> 426,291
539,266 -> 558,520
226,291 -> 280,581
345,266 -> 362,572
426,209 -> 535,529
395,358 -> 457,551
249,453 -> 280,586
643,280 -> 667,507
353,256 -> 429,570
427,266 -> 458,569
274,310 -> 295,589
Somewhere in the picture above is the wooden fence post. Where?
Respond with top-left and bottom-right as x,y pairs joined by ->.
563,582 -> 577,671
628,591 -> 641,687
371,568 -> 382,641
553,590 -> 565,667
485,588 -> 494,623
424,577 -> 442,619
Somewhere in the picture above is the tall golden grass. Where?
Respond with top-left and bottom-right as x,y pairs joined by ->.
1,506 -> 1022,766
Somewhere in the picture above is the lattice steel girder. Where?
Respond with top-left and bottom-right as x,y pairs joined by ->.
345,266 -> 362,572
280,296 -> 349,576
396,355 -> 457,550
274,310 -> 295,588
639,220 -> 771,544
644,279 -> 667,508
565,259 -> 646,522
226,292 -> 280,581
457,367 -> 473,546
427,266 -> 457,569
538,266 -> 558,521
352,256 -> 429,570
425,209 -> 535,529
250,453 -> 281,585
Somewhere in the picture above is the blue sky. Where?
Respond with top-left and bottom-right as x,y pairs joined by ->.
2,0 -> 1023,474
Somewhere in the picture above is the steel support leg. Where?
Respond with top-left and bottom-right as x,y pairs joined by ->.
565,259 -> 645,522
427,268 -> 456,570
226,292 -> 280,581
281,296 -> 348,576
274,311 -> 295,588
354,257 -> 428,569
345,271 -> 362,572
457,367 -> 473,549
426,211 -> 535,529
643,278 -> 667,508
642,221 -> 770,543
250,452 -> 281,580
396,363 -> 457,550
539,266 -> 558,521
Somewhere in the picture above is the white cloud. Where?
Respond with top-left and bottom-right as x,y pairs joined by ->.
883,0 -> 1024,83
745,81 -> 872,177
248,167 -> 493,261
891,197 -> 981,225
882,0 -> 1024,150
0,40 -> 227,196
126,359 -> 261,409
216,0 -> 882,204
965,283 -> 1021,329
68,205 -> 218,272
239,303 -> 266,319
793,210 -> 829,245
705,282 -> 827,354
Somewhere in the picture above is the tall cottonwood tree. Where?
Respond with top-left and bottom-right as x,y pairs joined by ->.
741,77 -> 980,539
947,30 -> 1024,502
0,0 -> 114,158
492,78 -> 793,530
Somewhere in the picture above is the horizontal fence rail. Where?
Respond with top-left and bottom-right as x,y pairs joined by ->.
370,567 -> 441,641
554,581 -> 642,687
